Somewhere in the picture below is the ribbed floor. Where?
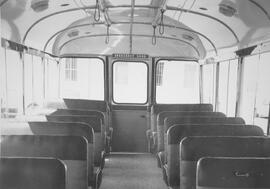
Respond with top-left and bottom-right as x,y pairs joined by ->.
99,153 -> 168,189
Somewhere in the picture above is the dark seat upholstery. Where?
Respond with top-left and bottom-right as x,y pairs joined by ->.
50,109 -> 105,124
148,104 -> 213,152
0,157 -> 66,189
50,108 -> 112,153
181,137 -> 270,189
197,157 -> 270,189
63,98 -> 107,112
157,112 -> 226,152
25,122 -> 99,187
165,125 -> 264,188
159,117 -> 245,167
1,122 -> 97,186
46,115 -> 105,167
0,135 -> 88,189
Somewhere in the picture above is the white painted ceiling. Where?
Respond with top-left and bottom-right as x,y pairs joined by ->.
1,0 -> 270,59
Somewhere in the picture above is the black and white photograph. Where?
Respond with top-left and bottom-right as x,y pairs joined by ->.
1,0 -> 270,188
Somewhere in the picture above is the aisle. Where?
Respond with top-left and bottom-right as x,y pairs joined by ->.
99,153 -> 168,189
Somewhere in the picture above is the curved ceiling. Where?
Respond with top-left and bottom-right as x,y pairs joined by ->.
1,0 -> 270,59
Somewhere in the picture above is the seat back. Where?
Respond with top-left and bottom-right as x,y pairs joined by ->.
46,115 -> 104,166
197,157 -> 270,189
50,109 -> 105,124
0,157 -> 66,189
165,116 -> 245,132
0,135 -> 87,189
19,122 -> 94,186
63,98 -> 107,112
162,117 -> 245,164
151,104 -> 213,133
181,137 -> 270,189
166,125 -> 264,187
157,112 -> 225,152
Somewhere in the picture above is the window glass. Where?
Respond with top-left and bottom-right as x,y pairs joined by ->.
5,49 -> 23,117
240,55 -> 259,124
254,52 -> 270,133
0,47 -> 6,118
32,56 -> 44,107
227,59 -> 238,116
45,59 -> 59,101
156,60 -> 199,103
202,64 -> 216,105
113,61 -> 148,103
24,54 -> 33,110
218,61 -> 229,114
60,58 -> 104,100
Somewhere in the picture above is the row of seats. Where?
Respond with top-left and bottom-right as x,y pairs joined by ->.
0,99 -> 110,189
150,104 -> 267,189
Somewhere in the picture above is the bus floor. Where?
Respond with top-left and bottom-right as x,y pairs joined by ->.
99,153 -> 168,189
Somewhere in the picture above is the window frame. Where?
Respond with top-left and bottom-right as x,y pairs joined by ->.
112,60 -> 149,105
154,58 -> 200,104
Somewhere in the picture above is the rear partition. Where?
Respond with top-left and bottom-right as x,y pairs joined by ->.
0,135 -> 88,189
0,157 -> 66,189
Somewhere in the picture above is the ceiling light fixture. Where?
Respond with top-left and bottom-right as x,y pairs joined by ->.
219,0 -> 237,17
182,34 -> 194,41
199,7 -> 208,11
61,3 -> 70,7
31,0 -> 49,12
68,30 -> 79,38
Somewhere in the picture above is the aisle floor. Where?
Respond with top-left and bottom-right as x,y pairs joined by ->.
99,153 -> 168,189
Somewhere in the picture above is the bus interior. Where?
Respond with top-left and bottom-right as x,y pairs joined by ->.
1,0 -> 270,189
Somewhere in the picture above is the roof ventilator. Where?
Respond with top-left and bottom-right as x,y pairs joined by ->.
31,0 -> 49,12
219,0 -> 237,17
67,30 -> 79,38
182,34 -> 194,41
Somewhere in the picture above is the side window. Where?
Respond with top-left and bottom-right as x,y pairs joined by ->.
202,64 -> 216,105
253,52 -> 270,133
113,61 -> 148,104
155,60 -> 200,103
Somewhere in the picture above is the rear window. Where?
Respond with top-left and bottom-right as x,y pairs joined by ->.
155,60 -> 200,103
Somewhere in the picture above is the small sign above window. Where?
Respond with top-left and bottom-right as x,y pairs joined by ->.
112,53 -> 149,59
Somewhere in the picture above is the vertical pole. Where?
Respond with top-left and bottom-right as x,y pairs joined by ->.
199,64 -> 203,103
235,57 -> 244,117
214,62 -> 220,112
